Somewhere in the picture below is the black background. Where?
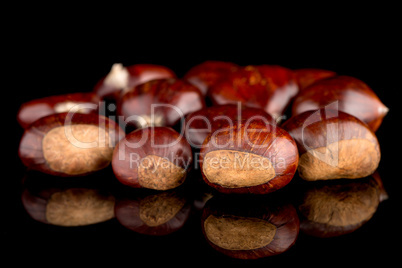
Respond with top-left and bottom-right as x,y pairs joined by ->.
10,15 -> 402,267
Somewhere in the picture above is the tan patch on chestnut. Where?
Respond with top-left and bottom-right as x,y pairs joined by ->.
299,184 -> 379,227
139,192 -> 186,226
42,125 -> 113,175
298,139 -> 380,181
138,155 -> 186,190
204,215 -> 277,250
203,150 -> 275,188
45,188 -> 115,226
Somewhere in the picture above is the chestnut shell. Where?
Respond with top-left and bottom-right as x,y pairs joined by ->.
112,127 -> 193,190
18,113 -> 125,176
17,92 -> 100,129
291,75 -> 388,131
199,120 -> 298,194
183,104 -> 275,148
293,68 -> 337,91
208,65 -> 298,119
93,64 -> 176,100
183,60 -> 239,95
118,78 -> 206,127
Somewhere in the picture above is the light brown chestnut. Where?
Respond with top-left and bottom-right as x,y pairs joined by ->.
201,195 -> 299,259
282,108 -> 381,181
19,113 -> 125,176
291,76 -> 388,131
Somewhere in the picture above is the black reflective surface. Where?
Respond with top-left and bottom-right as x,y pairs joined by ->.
11,32 -> 401,266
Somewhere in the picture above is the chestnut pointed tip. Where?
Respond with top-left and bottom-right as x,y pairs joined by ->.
104,63 -> 130,89
378,105 -> 389,116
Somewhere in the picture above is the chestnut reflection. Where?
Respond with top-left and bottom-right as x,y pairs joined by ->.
21,173 -> 116,227
201,195 -> 299,259
115,189 -> 191,235
297,173 -> 387,238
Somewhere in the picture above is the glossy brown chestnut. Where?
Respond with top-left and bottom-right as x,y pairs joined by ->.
208,65 -> 298,120
201,196 -> 299,259
115,189 -> 191,235
118,78 -> 206,128
291,76 -> 388,131
298,174 -> 386,238
17,92 -> 100,129
19,113 -> 125,176
183,60 -> 239,95
282,109 -> 381,181
21,177 -> 115,227
93,63 -> 176,100
293,68 -> 337,91
112,127 -> 192,190
199,120 -> 298,194
183,104 -> 275,148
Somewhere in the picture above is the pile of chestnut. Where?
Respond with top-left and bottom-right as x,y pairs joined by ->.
18,61 -> 387,194
17,61 -> 388,259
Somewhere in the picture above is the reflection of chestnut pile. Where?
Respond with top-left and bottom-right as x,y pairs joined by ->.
17,61 -> 389,259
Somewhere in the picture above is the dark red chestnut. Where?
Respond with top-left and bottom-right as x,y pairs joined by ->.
21,176 -> 115,227
199,120 -> 298,194
293,68 -> 337,91
17,92 -> 100,129
115,190 -> 191,235
183,60 -> 239,95
112,127 -> 192,190
19,113 -> 125,176
118,78 -> 206,128
183,104 -> 275,148
282,108 -> 381,181
298,174 -> 386,238
201,196 -> 299,259
291,76 -> 388,131
93,63 -> 176,100
208,65 -> 298,120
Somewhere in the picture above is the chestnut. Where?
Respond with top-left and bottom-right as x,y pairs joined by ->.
21,175 -> 115,227
19,113 -> 125,176
93,63 -> 176,100
112,127 -> 192,190
17,92 -> 100,129
282,108 -> 381,181
297,174 -> 386,238
293,68 -> 337,91
199,120 -> 298,194
183,104 -> 275,148
118,78 -> 206,128
201,195 -> 299,259
208,65 -> 298,120
291,75 -> 389,131
115,189 -> 191,235
183,60 -> 239,95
